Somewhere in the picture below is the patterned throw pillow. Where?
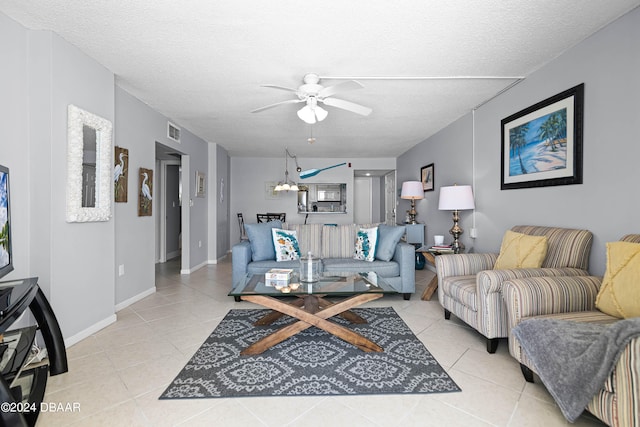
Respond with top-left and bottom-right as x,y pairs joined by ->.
354,227 -> 378,262
494,230 -> 548,269
595,241 -> 640,319
272,228 -> 301,261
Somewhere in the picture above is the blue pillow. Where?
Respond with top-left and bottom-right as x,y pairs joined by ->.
376,224 -> 406,261
245,220 -> 282,261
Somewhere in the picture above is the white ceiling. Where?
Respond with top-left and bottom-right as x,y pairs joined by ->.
2,1 -> 639,158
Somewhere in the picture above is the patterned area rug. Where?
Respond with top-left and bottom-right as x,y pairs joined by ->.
160,307 -> 460,399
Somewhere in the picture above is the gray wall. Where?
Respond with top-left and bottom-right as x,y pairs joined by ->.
398,116 -> 473,249
2,12 -> 213,342
215,144 -> 230,261
398,7 -> 640,275
1,12 -> 30,281
114,87 -> 210,302
0,22 -> 117,340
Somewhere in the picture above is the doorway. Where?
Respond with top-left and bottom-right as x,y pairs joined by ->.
353,169 -> 394,224
156,142 -> 190,274
354,177 -> 372,224
164,162 -> 181,260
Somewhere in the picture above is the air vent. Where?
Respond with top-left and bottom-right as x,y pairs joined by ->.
167,122 -> 181,143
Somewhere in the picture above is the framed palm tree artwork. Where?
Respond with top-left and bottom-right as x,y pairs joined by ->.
501,83 -> 584,190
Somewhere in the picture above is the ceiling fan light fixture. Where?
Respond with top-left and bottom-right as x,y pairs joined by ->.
297,105 -> 316,124
315,105 -> 328,122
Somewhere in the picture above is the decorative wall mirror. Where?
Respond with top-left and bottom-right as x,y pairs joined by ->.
66,105 -> 113,222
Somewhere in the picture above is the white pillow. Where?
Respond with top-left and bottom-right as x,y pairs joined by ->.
354,227 -> 378,262
272,228 -> 301,261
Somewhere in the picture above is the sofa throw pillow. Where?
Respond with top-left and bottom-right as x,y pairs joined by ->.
595,241 -> 640,319
354,227 -> 378,262
245,220 -> 282,261
494,230 -> 548,269
376,224 -> 405,261
272,228 -> 301,261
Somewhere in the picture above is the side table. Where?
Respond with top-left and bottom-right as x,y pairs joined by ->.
419,251 -> 438,300
417,247 -> 459,301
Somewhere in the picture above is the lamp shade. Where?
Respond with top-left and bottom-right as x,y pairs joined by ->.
400,181 -> 424,200
438,185 -> 475,210
315,105 -> 328,122
297,106 -> 316,124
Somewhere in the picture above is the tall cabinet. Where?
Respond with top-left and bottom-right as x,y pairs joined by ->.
0,277 -> 68,427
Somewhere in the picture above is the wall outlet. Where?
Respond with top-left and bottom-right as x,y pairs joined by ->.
118,264 -> 125,276
469,228 -> 478,238
198,240 -> 202,248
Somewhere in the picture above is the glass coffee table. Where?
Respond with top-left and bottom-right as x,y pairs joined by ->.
229,271 -> 397,355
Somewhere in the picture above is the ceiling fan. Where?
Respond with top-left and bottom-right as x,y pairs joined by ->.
251,73 -> 372,124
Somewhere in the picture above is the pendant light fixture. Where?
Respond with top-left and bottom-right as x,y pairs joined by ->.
274,148 -> 300,192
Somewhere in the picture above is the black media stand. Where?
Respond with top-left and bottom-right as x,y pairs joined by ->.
0,277 -> 68,427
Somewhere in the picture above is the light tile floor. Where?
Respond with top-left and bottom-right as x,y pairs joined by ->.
38,258 -> 606,426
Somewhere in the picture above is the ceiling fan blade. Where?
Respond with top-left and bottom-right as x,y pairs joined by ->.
251,99 -> 304,113
321,97 -> 372,116
260,84 -> 299,93
318,80 -> 364,98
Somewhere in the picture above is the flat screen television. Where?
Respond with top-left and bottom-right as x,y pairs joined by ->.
0,164 -> 13,280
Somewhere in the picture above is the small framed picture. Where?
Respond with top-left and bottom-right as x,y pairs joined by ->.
196,171 -> 206,198
421,163 -> 434,192
265,181 -> 279,199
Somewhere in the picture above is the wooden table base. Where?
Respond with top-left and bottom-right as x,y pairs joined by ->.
240,293 -> 383,355
420,251 -> 438,301
421,275 -> 439,301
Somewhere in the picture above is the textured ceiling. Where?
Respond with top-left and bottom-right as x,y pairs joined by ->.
1,1 -> 638,158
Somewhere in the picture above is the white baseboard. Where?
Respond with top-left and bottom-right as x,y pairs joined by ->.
64,314 -> 117,348
63,287 -> 156,347
207,253 -> 228,265
115,287 -> 156,312
180,260 -> 208,275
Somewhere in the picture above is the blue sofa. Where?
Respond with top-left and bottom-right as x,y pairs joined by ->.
231,221 -> 416,300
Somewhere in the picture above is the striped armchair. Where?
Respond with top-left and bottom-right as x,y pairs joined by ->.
435,225 -> 593,353
503,234 -> 640,427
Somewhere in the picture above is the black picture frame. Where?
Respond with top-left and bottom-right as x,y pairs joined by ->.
421,163 -> 434,192
501,83 -> 584,190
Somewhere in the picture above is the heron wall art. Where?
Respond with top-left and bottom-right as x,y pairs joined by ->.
138,167 -> 153,216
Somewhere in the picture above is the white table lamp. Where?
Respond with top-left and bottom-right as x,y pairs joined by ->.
401,181 -> 424,224
438,185 -> 475,253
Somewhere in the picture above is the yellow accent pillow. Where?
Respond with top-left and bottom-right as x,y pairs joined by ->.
595,241 -> 640,319
494,230 -> 548,269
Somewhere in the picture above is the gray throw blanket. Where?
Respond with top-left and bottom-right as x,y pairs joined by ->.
513,317 -> 640,422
